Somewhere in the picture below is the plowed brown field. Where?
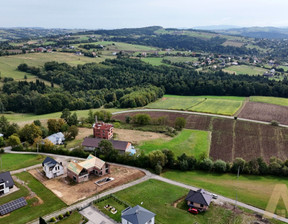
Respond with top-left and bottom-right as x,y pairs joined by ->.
238,102 -> 288,125
113,111 -> 288,162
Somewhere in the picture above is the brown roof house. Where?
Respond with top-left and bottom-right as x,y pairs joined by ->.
185,189 -> 212,211
82,138 -> 135,155
67,154 -> 110,183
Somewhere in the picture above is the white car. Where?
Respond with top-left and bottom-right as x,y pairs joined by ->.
212,193 -> 218,199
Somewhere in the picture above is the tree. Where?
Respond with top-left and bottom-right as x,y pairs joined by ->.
213,160 -> 226,173
67,112 -> 78,126
87,109 -> 95,124
162,149 -> 175,168
60,108 -> 71,122
231,157 -> 246,173
132,114 -> 151,125
174,117 -> 186,131
19,123 -> 42,144
99,140 -> 113,155
199,158 -> 213,171
7,134 -> 21,147
0,136 -> 4,147
155,163 -> 163,175
65,125 -> 79,140
47,119 -> 65,134
33,120 -> 42,126
148,150 -> 167,168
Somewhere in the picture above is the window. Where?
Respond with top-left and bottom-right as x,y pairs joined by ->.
200,204 -> 203,207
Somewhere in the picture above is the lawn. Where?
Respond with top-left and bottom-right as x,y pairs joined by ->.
111,179 -> 278,224
162,170 -> 288,218
0,172 -> 66,224
57,211 -> 83,224
141,57 -> 164,66
0,154 -> 44,172
138,129 -> 210,158
0,52 -> 107,81
94,196 -> 129,222
223,65 -> 267,76
250,96 -> 288,107
3,108 -> 128,123
146,95 -> 244,116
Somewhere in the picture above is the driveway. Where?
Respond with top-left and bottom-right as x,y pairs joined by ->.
79,206 -> 116,224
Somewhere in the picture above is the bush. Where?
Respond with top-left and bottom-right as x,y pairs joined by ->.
199,158 -> 213,171
174,117 -> 186,131
132,114 -> 151,125
155,163 -> 163,174
49,217 -> 56,222
58,214 -> 63,220
271,120 -> 279,126
213,160 -> 226,173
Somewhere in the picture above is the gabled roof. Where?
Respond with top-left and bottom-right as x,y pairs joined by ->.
67,161 -> 84,175
42,157 -> 57,167
82,138 -> 130,151
185,189 -> 212,206
67,154 -> 106,175
122,205 -> 155,224
0,171 -> 14,188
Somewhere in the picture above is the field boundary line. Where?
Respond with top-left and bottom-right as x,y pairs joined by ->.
186,98 -> 207,110
234,97 -> 249,117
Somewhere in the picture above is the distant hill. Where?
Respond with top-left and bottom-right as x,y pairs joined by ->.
193,25 -> 241,30
216,27 -> 288,39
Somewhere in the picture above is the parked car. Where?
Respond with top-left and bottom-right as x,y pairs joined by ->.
188,207 -> 198,214
212,193 -> 218,199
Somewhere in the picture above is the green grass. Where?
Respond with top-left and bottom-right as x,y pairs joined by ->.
112,179 -> 275,224
190,98 -> 243,115
0,154 -> 45,172
146,95 -> 244,115
57,211 -> 83,224
223,65 -> 267,76
162,170 -> 288,218
0,52 -> 108,81
95,197 -> 128,222
3,108 -> 128,123
0,172 -> 66,224
141,57 -> 164,66
250,96 -> 288,107
139,129 -> 210,158
0,181 -> 29,205
164,56 -> 198,63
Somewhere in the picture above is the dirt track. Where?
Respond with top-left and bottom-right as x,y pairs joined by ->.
29,165 -> 145,205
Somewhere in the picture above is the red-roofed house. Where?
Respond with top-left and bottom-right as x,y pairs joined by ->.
93,122 -> 113,139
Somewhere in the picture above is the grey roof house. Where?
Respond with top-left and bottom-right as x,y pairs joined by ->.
45,132 -> 65,145
0,171 -> 14,195
185,188 -> 212,211
121,205 -> 155,224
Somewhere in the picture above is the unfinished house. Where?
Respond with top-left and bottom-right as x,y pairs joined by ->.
67,154 -> 110,183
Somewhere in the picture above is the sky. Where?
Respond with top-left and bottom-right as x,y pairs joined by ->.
1,0 -> 288,29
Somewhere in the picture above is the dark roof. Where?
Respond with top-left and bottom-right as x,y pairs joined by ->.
0,171 -> 14,188
82,138 -> 130,151
42,157 -> 57,167
185,189 -> 212,206
121,205 -> 155,224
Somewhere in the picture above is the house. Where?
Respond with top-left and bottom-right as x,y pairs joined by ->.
42,157 -> 64,179
185,189 -> 212,211
263,72 -> 274,77
82,138 -> 135,155
67,154 -> 110,183
121,205 -> 155,224
93,122 -> 113,139
45,132 -> 65,145
0,171 -> 14,195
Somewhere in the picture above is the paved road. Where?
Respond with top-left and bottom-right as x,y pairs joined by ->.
7,149 -> 288,223
113,109 -> 288,128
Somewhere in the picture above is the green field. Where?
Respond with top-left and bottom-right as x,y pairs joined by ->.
0,52 -> 110,81
3,108 -> 127,123
112,179 -> 280,224
250,96 -> 288,107
57,211 -> 83,224
139,129 -> 210,158
164,56 -> 198,63
0,154 -> 45,172
0,172 -> 66,224
95,196 -> 128,222
223,65 -> 267,76
141,57 -> 164,66
162,170 -> 288,218
146,95 -> 244,115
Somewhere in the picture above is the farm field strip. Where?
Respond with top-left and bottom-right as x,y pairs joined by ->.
250,96 -> 288,107
223,65 -> 267,76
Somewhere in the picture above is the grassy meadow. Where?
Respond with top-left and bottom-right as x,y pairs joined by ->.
0,172 -> 66,224
141,57 -> 164,66
146,95 -> 245,115
162,170 -> 288,218
250,96 -> 288,107
223,65 -> 267,76
139,129 -> 210,158
0,154 -> 45,172
57,211 -> 83,224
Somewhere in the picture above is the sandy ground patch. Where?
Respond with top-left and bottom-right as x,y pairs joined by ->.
113,128 -> 171,145
29,164 -> 145,205
75,127 -> 93,140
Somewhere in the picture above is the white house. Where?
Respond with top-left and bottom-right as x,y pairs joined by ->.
0,171 -> 14,195
121,205 -> 155,224
42,157 -> 64,179
45,132 -> 65,145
